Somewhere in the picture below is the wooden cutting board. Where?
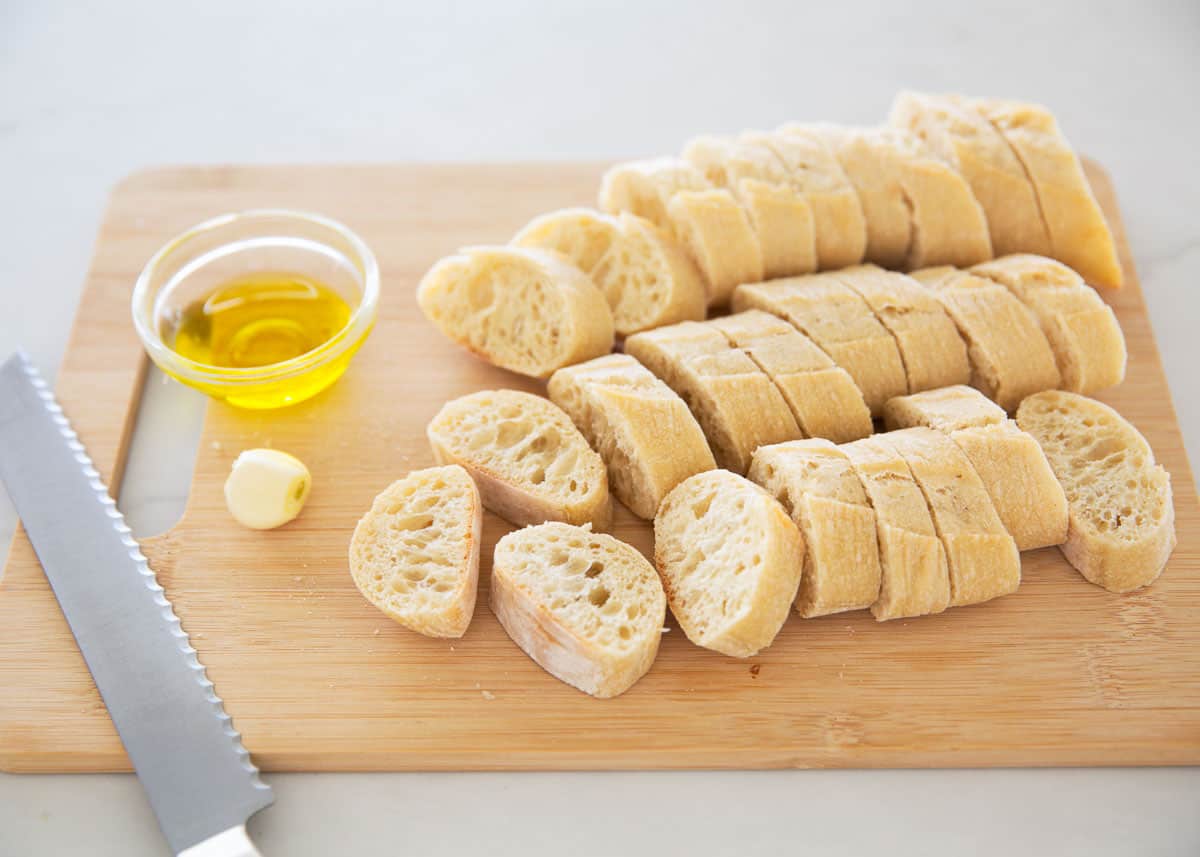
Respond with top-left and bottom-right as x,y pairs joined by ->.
2,162 -> 1198,773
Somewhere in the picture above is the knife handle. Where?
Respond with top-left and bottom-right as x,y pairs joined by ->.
177,825 -> 263,857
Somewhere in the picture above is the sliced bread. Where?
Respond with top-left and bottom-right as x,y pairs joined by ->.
416,245 -> 614,379
666,188 -> 765,306
491,522 -> 666,698
348,465 -> 481,638
597,156 -> 711,234
426,389 -> 611,529
654,470 -> 804,657
547,354 -> 715,520
1016,392 -> 1175,592
883,384 -> 1007,433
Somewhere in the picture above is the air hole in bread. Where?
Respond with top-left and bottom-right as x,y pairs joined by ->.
589,586 -> 611,607
585,561 -> 605,578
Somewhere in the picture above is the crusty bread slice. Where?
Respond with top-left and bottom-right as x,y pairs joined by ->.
884,385 -> 1067,551
970,254 -> 1126,393
968,98 -> 1123,289
1017,392 -> 1176,592
911,268 -> 1061,411
426,389 -> 611,529
597,156 -> 711,235
707,310 -> 872,443
885,428 -> 1021,607
890,92 -> 1051,257
491,522 -> 666,698
842,436 -> 951,621
833,264 -> 970,393
348,465 -> 481,638
547,354 -> 715,520
624,321 -> 801,474
654,470 -> 804,657
749,440 -> 882,617
512,208 -> 706,337
666,188 -> 765,306
416,245 -> 614,379
732,274 -> 908,415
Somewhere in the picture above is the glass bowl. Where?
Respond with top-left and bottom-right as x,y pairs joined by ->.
132,209 -> 378,409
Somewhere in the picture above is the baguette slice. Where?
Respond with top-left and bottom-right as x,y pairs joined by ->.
512,208 -> 706,337
624,321 -> 801,474
842,436 -> 951,620
667,188 -> 765,306
1017,392 -> 1175,592
491,522 -> 666,698
890,92 -> 1051,257
707,310 -> 872,443
426,389 -> 611,529
348,465 -> 481,638
654,470 -> 804,657
833,264 -> 970,393
885,428 -> 1021,607
911,268 -> 1061,411
732,274 -> 908,415
970,254 -> 1126,393
884,386 -> 1067,551
597,156 -> 711,234
416,245 -> 614,379
547,354 -> 716,520
749,440 -> 883,617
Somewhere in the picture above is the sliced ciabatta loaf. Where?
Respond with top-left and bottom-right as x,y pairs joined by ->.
348,465 -> 481,638
654,470 -> 804,657
416,245 -> 613,379
512,208 -> 706,337
547,354 -> 715,520
884,385 -> 1067,551
491,522 -> 666,698
749,440 -> 882,617
1016,392 -> 1175,592
426,389 -> 611,529
885,428 -> 1021,607
970,254 -> 1126,394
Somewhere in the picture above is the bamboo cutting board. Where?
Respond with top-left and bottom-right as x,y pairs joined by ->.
1,162 -> 1198,773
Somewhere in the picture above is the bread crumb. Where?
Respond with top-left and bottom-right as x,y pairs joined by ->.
449,645 -> 455,652
661,627 -> 671,633
481,690 -> 496,701
293,576 -> 301,583
372,628 -> 380,636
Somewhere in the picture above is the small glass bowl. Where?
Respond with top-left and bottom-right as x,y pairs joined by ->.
132,209 -> 378,409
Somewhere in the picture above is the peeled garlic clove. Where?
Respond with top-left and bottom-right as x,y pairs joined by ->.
224,448 -> 311,530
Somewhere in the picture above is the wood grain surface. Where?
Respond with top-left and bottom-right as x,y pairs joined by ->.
1,162 -> 1197,773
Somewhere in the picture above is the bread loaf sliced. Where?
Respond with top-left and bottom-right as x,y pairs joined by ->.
910,268 -> 1061,411
348,465 -> 481,638
890,91 -> 1051,257
707,310 -> 872,443
624,321 -> 801,474
885,428 -> 1021,607
1016,392 -> 1175,592
666,188 -> 764,306
749,440 -> 882,617
833,264 -> 970,393
884,386 -> 1067,551
969,98 -> 1123,289
597,156 -> 710,234
547,354 -> 715,520
491,522 -> 666,698
426,389 -> 611,529
416,245 -> 613,379
732,275 -> 908,415
842,436 -> 951,620
654,470 -> 804,657
970,254 -> 1126,393
512,208 -> 706,337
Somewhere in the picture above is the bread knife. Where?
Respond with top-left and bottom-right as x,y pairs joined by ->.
0,351 -> 273,856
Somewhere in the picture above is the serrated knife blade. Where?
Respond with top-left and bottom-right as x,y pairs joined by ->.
0,352 -> 273,856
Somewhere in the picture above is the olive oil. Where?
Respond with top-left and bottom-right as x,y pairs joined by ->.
168,273 -> 352,369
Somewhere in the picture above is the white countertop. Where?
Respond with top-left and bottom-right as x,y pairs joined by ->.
2,1 -> 1198,854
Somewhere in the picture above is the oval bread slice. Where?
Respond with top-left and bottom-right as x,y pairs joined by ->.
427,389 -> 611,529
654,470 -> 804,657
416,245 -> 614,379
491,522 -> 667,698
1016,391 -> 1175,592
348,465 -> 481,638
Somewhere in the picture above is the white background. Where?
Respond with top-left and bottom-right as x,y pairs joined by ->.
2,1 -> 1198,854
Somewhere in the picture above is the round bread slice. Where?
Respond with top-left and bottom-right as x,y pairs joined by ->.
491,522 -> 667,698
654,470 -> 804,658
348,465 -> 482,638
427,389 -> 611,530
